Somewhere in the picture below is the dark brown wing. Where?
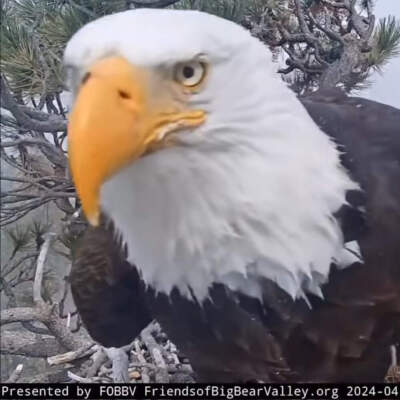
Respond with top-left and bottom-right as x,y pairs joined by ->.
70,217 -> 152,348
286,89 -> 400,381
148,91 -> 400,382
147,284 -> 293,382
70,90 -> 399,382
258,91 -> 400,382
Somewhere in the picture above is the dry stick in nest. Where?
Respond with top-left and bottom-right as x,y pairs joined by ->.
6,364 -> 24,383
47,343 -> 97,366
67,371 -> 97,384
33,233 -> 54,305
127,363 -> 193,374
104,347 -> 130,383
31,233 -> 88,350
385,345 -> 400,383
86,348 -> 108,378
133,339 -> 151,383
141,322 -> 169,383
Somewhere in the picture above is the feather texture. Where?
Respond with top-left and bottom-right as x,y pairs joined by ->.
66,9 -> 359,299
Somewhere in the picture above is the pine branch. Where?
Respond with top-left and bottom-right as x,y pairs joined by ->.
370,16 -> 400,72
1,76 -> 67,133
129,0 -> 182,7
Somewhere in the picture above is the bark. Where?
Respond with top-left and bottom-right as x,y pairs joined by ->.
1,330 -> 65,357
320,35 -> 366,89
1,76 -> 67,133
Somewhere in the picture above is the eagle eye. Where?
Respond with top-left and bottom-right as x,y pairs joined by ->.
174,60 -> 206,88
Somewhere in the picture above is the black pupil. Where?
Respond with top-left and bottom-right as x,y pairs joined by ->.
183,65 -> 195,79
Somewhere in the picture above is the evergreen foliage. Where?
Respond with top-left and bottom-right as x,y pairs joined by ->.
1,0 -> 399,96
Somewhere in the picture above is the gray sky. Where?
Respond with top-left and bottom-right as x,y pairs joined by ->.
364,0 -> 400,108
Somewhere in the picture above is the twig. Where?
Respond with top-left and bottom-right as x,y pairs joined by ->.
6,364 -> 24,383
127,362 -> 193,374
67,371 -> 95,383
0,276 -> 17,307
1,288 -> 89,351
133,339 -> 150,382
105,348 -> 130,383
33,233 -> 55,304
21,321 -> 51,336
133,340 -> 147,363
1,137 -> 64,152
27,368 -> 72,383
86,348 -> 107,378
47,343 -> 96,366
321,0 -> 349,9
1,75 -> 67,133
391,345 -> 398,367
386,345 -> 400,383
141,323 -> 169,382
307,11 -> 344,45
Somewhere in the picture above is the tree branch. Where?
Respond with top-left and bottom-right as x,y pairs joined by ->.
321,0 -> 349,9
141,323 -> 169,382
47,344 -> 97,366
0,307 -> 48,325
294,0 -> 310,34
33,233 -> 55,304
307,11 -> 344,45
105,347 -> 130,383
1,137 -> 63,152
1,235 -> 90,352
1,330 -> 65,357
129,0 -> 181,8
1,76 -> 67,133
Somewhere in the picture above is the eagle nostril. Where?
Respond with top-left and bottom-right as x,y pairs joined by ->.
118,90 -> 131,99
81,72 -> 91,85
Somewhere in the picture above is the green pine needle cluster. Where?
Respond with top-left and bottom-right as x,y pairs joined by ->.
1,0 -> 128,96
1,0 -> 400,98
370,15 -> 400,72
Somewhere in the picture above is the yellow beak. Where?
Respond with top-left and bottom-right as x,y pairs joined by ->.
68,57 -> 205,226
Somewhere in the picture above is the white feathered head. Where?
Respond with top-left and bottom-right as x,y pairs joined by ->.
65,9 -> 357,301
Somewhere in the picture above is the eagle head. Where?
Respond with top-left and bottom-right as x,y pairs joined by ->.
65,9 -> 357,300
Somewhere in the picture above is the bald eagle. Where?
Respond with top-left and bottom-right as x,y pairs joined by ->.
65,9 -> 400,382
